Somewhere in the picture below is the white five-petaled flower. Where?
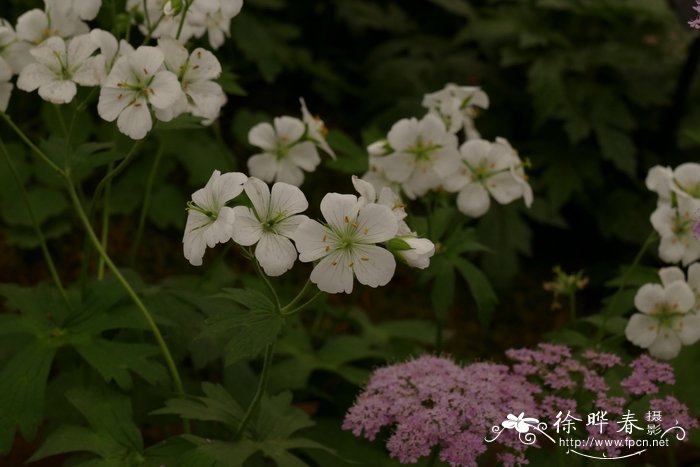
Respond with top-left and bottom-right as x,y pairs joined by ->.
183,170 -> 247,266
97,46 -> 181,139
300,97 -> 335,159
502,413 -> 539,434
17,34 -> 102,104
422,83 -> 489,139
16,8 -> 88,45
646,163 -> 700,204
650,196 -> 700,265
45,0 -> 102,21
441,138 -> 531,218
393,236 -> 435,269
293,193 -> 399,294
376,113 -> 460,199
247,116 -> 321,186
231,178 -> 308,277
626,275 -> 700,360
157,37 -> 226,122
0,58 -> 12,111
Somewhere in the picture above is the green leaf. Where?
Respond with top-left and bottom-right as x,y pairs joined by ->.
0,344 -> 56,453
66,386 -> 143,451
29,425 -> 118,462
429,257 -> 455,321
155,382 -> 245,428
216,288 -> 275,311
323,130 -> 369,174
453,258 -> 498,327
74,340 -> 167,389
594,125 -> 636,176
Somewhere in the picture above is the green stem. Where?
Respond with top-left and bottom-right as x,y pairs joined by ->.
425,446 -> 439,467
235,341 -> 276,439
0,111 -> 64,176
130,145 -> 163,264
281,290 -> 323,316
65,177 -> 189,432
97,162 -> 114,280
176,0 -> 193,40
89,141 -> 140,220
595,231 -> 657,342
280,280 -> 312,313
0,137 -> 69,306
252,255 -> 280,310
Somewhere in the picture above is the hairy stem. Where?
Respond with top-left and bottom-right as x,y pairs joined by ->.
0,137 -> 68,305
97,162 -> 114,280
130,145 -> 164,264
235,341 -> 276,439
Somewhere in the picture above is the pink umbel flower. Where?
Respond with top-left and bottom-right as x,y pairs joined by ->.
690,1 -> 700,29
343,356 -> 538,466
620,354 -> 675,396
649,395 -> 699,430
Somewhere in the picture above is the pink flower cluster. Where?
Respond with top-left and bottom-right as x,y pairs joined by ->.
342,356 -> 538,467
690,1 -> 700,29
344,345 -> 697,465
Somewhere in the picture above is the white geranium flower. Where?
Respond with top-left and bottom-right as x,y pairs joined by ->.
247,116 -> 321,186
352,175 -> 409,234
17,35 -> 101,104
626,280 -> 700,360
231,178 -> 308,276
441,138 -> 530,218
393,236 -> 435,269
293,193 -> 398,294
650,196 -> 700,265
90,29 -> 134,80
0,20 -> 31,73
186,0 -> 243,49
183,170 -> 247,266
16,8 -> 87,44
498,137 -> 533,208
0,58 -> 12,111
300,97 -> 335,158
97,46 -> 181,140
376,114 -> 460,199
127,0 -> 199,43
157,37 -> 226,122
422,83 -> 489,139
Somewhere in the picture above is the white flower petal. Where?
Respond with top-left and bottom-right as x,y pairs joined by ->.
276,214 -> 308,238
248,153 -> 278,183
648,331 -> 682,360
38,79 -> 77,104
675,313 -> 700,345
186,47 -> 221,81
387,118 -> 417,151
275,159 -> 305,186
17,63 -> 53,92
687,263 -> 700,293
658,234 -> 684,264
248,122 -> 277,151
273,116 -> 305,144
293,219 -> 334,262
97,86 -> 131,122
664,281 -> 695,312
321,193 -> 360,231
117,99 -> 152,139
270,182 -> 308,217
311,250 -> 354,294
352,175 -> 376,204
456,183 -> 490,217
355,204 -> 399,244
378,151 -> 415,183
230,206 -> 263,246
658,267 -> 685,287
244,177 -> 271,219
287,142 -> 320,172
256,233 -> 297,276
149,70 -> 181,109
351,245 -> 396,288
634,283 -> 665,314
625,313 -> 659,348
131,46 -> 165,79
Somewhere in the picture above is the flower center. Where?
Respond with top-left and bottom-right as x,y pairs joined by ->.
407,139 -> 440,161
186,201 -> 217,219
